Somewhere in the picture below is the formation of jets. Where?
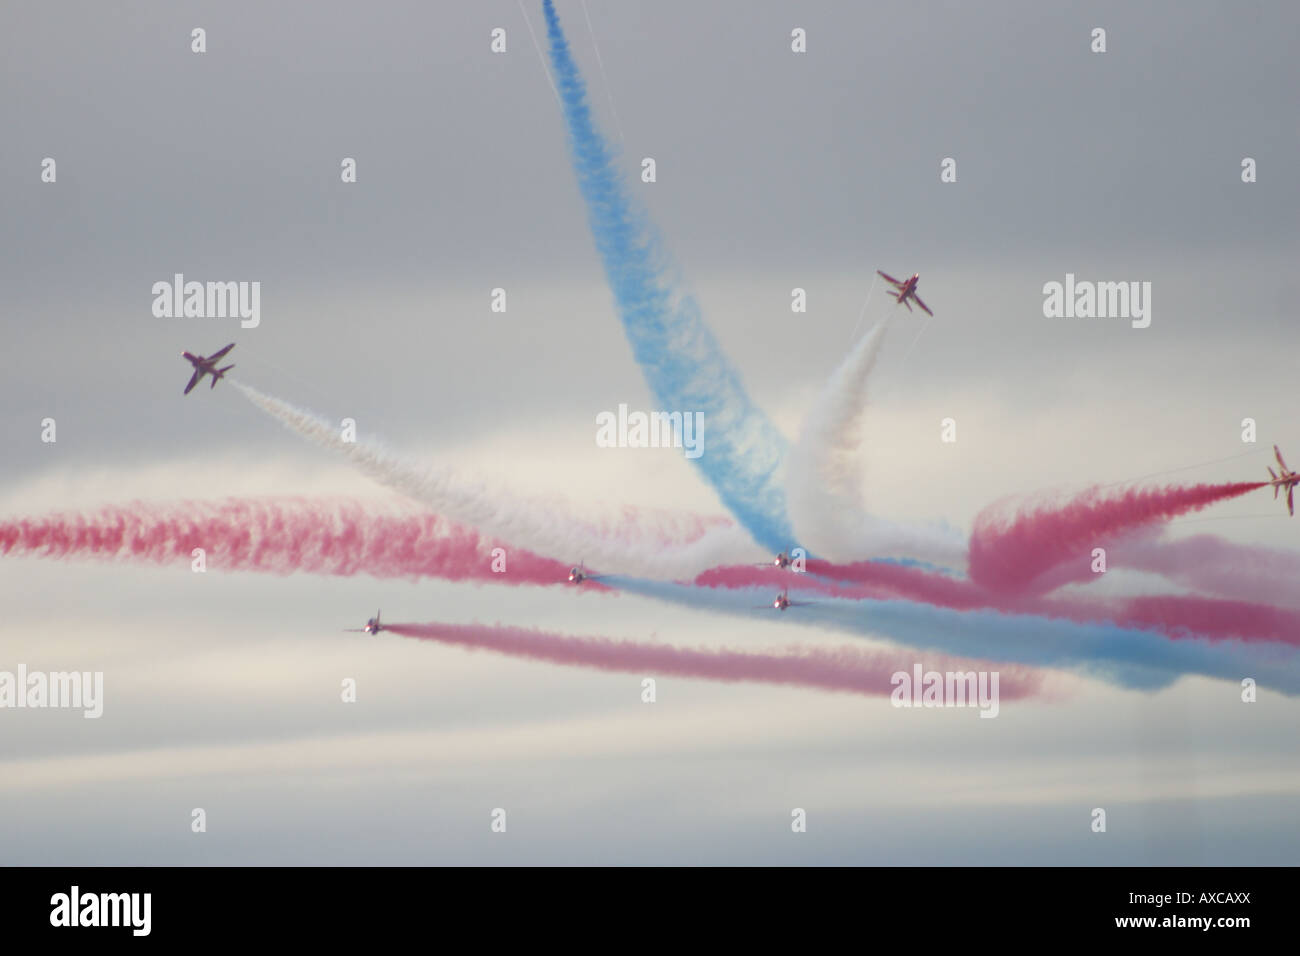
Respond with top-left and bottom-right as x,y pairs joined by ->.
1268,445 -> 1298,516
235,260 -> 1285,636
877,269 -> 933,316
341,445 -> 1296,632
344,610 -> 384,635
181,343 -> 236,394
344,440 -> 1295,631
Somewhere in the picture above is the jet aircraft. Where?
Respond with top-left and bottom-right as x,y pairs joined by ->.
344,610 -> 385,635
1267,445 -> 1298,516
181,343 -> 236,394
756,589 -> 814,612
877,270 -> 933,316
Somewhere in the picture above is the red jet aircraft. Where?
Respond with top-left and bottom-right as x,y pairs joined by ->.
756,589 -> 814,612
877,270 -> 933,316
344,610 -> 385,635
569,562 -> 602,584
1267,445 -> 1297,516
181,343 -> 235,394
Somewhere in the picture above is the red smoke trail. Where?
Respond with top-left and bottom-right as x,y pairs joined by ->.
0,498 -> 593,587
939,525 -> 1300,611
1122,535 -> 1300,609
699,562 -> 1030,613
1012,590 -> 1300,648
387,621 -> 1048,700
804,560 -> 991,609
1117,595 -> 1300,647
694,565 -> 891,599
695,562 -> 1300,648
968,482 -> 1267,595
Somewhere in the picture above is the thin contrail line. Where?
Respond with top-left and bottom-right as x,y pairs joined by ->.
517,0 -> 561,106
580,0 -> 626,145
1169,512 -> 1283,525
895,310 -> 934,371
847,271 -> 879,344
1099,448 -> 1267,490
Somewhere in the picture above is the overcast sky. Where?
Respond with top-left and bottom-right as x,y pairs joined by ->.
2,0 -> 1297,864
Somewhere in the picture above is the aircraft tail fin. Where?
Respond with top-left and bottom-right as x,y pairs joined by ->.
211,365 -> 234,387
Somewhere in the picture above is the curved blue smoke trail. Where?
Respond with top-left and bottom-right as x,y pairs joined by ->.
541,0 -> 794,552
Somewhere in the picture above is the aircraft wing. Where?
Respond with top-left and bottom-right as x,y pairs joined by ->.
876,270 -> 901,287
209,343 -> 236,361
1276,446 -> 1290,471
183,370 -> 201,395
913,295 -> 933,317
1289,487 -> 1295,517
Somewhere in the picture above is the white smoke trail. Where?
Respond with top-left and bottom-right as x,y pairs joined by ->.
234,383 -> 759,577
786,322 -> 968,567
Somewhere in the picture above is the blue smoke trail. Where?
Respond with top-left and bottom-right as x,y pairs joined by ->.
541,0 -> 793,552
602,575 -> 1300,694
